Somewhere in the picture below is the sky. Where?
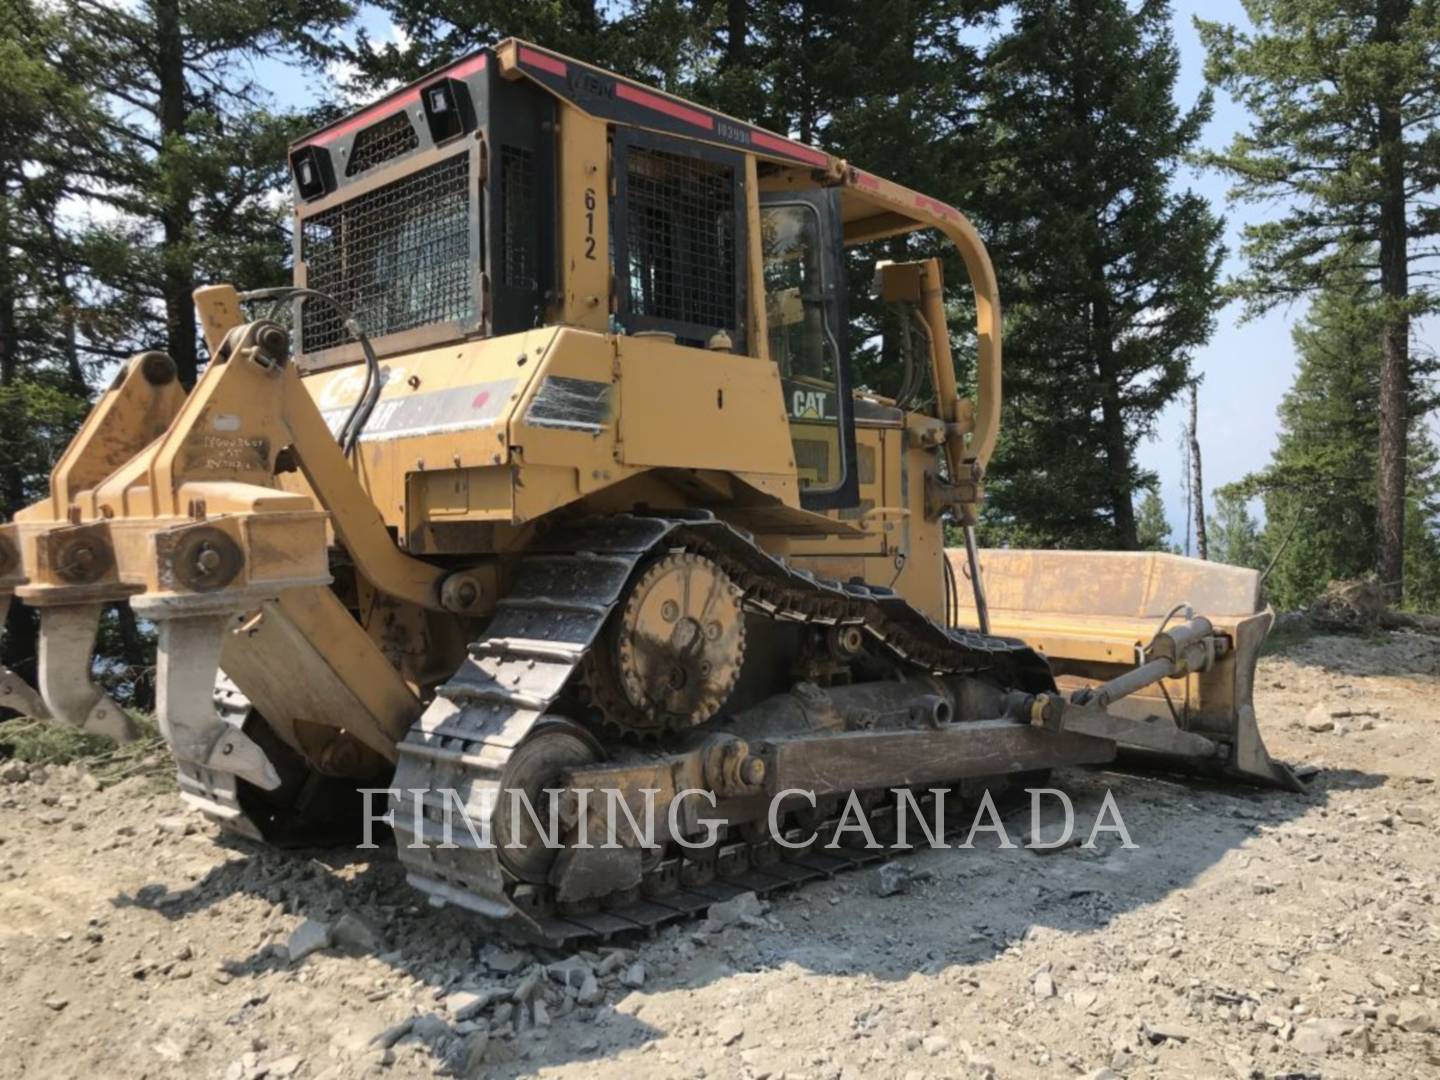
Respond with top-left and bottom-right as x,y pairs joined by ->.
1138,0 -> 1298,548
253,1 -> 1431,548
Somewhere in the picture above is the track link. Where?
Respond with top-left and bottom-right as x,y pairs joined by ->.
390,511 -> 1052,944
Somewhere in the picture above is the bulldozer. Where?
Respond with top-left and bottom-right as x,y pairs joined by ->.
0,39 -> 1298,945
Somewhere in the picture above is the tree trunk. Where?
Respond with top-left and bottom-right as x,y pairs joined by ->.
1373,0 -> 1410,604
154,0 -> 198,388
115,604 -> 154,712
1089,265 -> 1137,549
724,0 -> 747,68
0,182 -> 15,391
0,179 -> 25,518
566,0 -> 601,36
1189,382 -> 1208,560
0,178 -> 38,695
1099,385 -> 1137,549
797,0 -> 817,144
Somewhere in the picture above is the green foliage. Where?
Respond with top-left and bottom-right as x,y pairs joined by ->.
0,716 -> 172,789
345,0 -> 703,92
1208,489 -> 1264,569
1225,273 -> 1440,610
0,379 -> 90,505
978,0 -> 1224,550
63,0 -> 354,384
1196,1 -> 1440,319
1198,0 -> 1440,601
1135,487 -> 1177,553
1,0 -> 352,687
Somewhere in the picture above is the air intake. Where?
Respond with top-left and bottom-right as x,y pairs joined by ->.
345,111 -> 420,177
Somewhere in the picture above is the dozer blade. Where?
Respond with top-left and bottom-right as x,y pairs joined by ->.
35,604 -> 138,742
153,613 -> 281,793
0,594 -> 49,721
947,548 -> 1302,791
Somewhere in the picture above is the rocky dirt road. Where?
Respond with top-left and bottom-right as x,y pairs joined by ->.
1,627 -> 1438,1080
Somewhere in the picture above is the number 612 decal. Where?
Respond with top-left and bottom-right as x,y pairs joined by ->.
584,188 -> 597,260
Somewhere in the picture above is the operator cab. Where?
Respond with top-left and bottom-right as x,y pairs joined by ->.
286,39 -> 990,522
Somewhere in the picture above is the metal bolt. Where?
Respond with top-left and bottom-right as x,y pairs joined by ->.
661,600 -> 679,622
255,323 -> 290,365
196,545 -> 222,574
139,351 -> 177,386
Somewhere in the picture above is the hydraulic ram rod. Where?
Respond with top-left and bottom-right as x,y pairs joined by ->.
1070,616 -> 1220,709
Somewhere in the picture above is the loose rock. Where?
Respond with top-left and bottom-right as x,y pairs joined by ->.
703,891 -> 766,931
285,919 -> 331,963
330,912 -> 383,955
619,961 -> 646,989
1304,704 -> 1335,733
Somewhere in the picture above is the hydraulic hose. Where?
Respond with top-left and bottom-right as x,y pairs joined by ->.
237,286 -> 381,456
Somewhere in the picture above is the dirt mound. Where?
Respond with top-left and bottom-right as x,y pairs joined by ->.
1308,577 -> 1391,631
1306,578 -> 1440,636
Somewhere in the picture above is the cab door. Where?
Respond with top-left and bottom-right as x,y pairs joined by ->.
759,189 -> 859,512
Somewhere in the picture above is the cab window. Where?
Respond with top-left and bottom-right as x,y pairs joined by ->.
761,193 -> 857,509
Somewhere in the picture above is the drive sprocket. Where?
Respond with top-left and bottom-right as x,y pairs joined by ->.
585,551 -> 745,739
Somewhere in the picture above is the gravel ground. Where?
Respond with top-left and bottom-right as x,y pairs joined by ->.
1,627 -> 1438,1080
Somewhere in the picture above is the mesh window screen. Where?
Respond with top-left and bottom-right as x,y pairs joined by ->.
300,154 -> 473,353
500,145 -> 537,286
345,112 -> 420,177
623,146 -> 737,333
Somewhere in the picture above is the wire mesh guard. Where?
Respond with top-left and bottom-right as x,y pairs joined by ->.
499,145 -> 537,287
623,146 -> 737,334
345,111 -> 420,177
300,154 -> 473,354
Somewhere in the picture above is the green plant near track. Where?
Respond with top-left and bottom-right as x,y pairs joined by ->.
0,715 -> 173,789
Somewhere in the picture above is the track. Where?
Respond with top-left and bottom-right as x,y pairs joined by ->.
388,511 -> 1052,946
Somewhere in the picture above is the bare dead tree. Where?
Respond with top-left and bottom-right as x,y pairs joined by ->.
1189,381 -> 1208,560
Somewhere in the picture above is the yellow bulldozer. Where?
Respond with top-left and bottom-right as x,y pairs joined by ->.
0,39 -> 1297,944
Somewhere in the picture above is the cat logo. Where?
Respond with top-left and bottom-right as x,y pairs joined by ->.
791,389 -> 831,420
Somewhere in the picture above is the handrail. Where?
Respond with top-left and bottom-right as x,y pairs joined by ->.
841,167 -> 1003,481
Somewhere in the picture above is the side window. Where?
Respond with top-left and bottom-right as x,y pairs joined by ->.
613,132 -> 746,347
761,192 -> 857,509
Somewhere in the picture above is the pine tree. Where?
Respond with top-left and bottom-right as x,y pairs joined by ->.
1135,487 -> 1176,553
979,0 -> 1224,550
344,1 -> 703,94
1226,271 -> 1440,611
67,0 -> 353,386
0,0 -> 113,698
1208,489 -> 1264,569
1198,1 -> 1440,602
